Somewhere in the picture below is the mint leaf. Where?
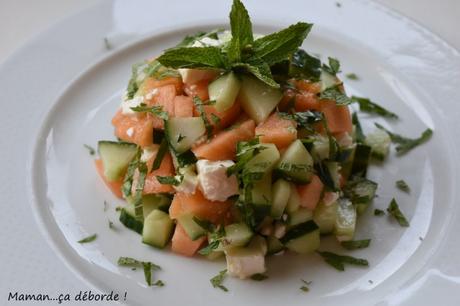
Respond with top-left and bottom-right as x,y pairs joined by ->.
322,57 -> 341,75
210,269 -> 228,292
227,0 -> 254,63
289,49 -> 321,80
396,179 -> 410,193
374,209 -> 385,216
317,251 -> 369,271
375,123 -> 433,155
387,198 -> 410,227
253,22 -> 313,65
346,73 -> 359,80
320,86 -> 353,105
130,104 -> 169,120
341,239 -> 371,250
175,29 -> 223,48
77,233 -> 97,244
233,59 -> 279,88
352,96 -> 398,119
157,46 -> 227,69
156,175 -> 182,186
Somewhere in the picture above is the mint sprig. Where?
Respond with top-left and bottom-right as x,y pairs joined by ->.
156,0 -> 313,88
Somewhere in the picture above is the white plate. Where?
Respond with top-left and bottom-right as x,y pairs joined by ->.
1,0 -> 459,305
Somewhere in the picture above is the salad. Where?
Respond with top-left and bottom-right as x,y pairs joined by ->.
93,0 -> 432,284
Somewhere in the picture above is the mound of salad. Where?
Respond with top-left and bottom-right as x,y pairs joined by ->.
91,0 -> 432,286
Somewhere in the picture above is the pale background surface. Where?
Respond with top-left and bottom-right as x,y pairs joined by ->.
0,0 -> 458,303
0,0 -> 459,63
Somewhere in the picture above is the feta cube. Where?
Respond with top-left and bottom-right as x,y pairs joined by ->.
121,96 -> 143,115
196,160 -> 239,202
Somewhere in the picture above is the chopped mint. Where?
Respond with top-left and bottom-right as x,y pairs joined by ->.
77,234 -> 97,244
396,180 -> 410,193
210,269 -> 228,292
387,198 -> 409,227
84,144 -> 95,155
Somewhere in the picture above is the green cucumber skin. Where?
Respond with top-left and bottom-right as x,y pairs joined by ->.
285,229 -> 320,254
281,220 -> 319,243
119,208 -> 143,234
177,214 -> 206,241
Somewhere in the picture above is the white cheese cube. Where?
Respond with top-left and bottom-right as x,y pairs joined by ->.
196,160 -> 239,202
121,96 -> 143,115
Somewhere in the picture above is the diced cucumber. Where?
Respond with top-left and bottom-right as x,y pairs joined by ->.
225,235 -> 267,257
340,146 -> 355,180
281,220 -> 320,254
177,213 -> 206,241
208,72 -> 241,112
224,223 -> 253,248
334,198 -> 356,241
143,194 -> 170,216
250,173 -> 272,207
267,236 -> 284,254
320,70 -> 340,91
288,208 -> 313,228
276,140 -> 313,183
313,200 -> 338,234
142,209 -> 174,248
126,194 -> 171,217
246,143 -> 280,174
166,117 -> 205,154
343,176 -> 378,214
98,141 -> 138,181
286,184 -> 301,214
311,135 -> 330,161
271,179 -> 291,219
365,128 -> 391,161
238,75 -> 283,124
119,205 -> 143,234
350,144 -> 371,177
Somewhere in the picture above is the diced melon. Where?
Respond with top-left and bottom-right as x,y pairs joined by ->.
208,72 -> 241,112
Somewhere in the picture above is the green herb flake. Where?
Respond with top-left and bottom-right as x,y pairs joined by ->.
375,123 -> 432,155
193,96 -> 214,139
387,198 -> 410,227
317,251 -> 369,271
84,144 -> 95,155
103,37 -> 112,50
320,86 -> 353,105
151,138 -> 168,171
77,234 -> 97,244
300,279 -> 312,292
130,104 -> 169,120
210,269 -> 228,292
153,280 -> 165,287
133,162 -> 148,220
251,274 -> 268,281
122,148 -> 141,197
210,113 -> 221,127
156,175 -> 182,186
327,57 -> 341,75
108,220 -> 115,230
117,257 -> 161,287
143,262 -> 153,286
345,73 -> 359,80
341,239 -> 371,250
396,180 -> 410,193
352,96 -> 398,119
336,2 -> 342,8
199,226 -> 225,255
374,209 -> 385,216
